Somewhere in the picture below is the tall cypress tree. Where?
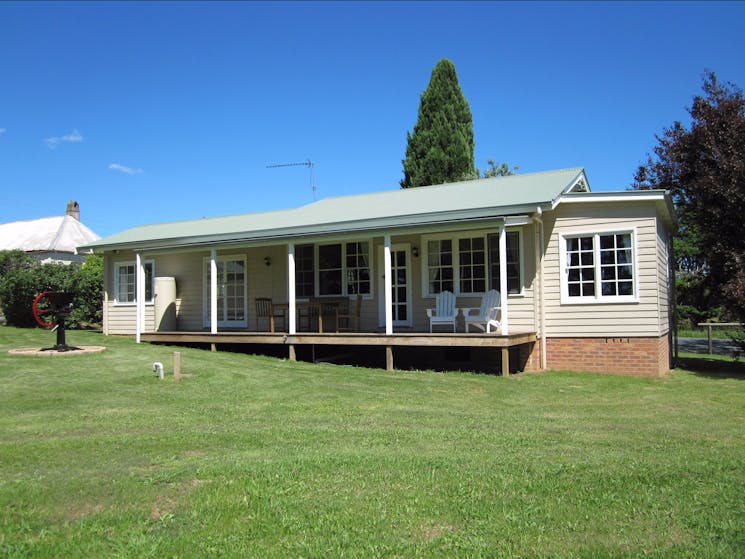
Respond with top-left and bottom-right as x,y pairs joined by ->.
400,59 -> 476,188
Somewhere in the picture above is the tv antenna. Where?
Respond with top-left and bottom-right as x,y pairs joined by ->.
266,159 -> 316,201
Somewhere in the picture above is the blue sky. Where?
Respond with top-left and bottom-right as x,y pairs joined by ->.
1,1 -> 744,238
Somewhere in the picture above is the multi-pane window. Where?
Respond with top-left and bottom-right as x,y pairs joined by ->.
426,232 -> 522,296
599,233 -> 634,296
310,242 -> 372,297
566,236 -> 596,297
488,232 -> 521,294
318,244 -> 343,295
427,239 -> 454,294
562,231 -> 635,302
345,241 -> 371,295
114,261 -> 153,303
295,244 -> 315,297
459,237 -> 486,293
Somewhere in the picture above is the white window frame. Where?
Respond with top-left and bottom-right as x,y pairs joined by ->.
114,260 -> 154,305
559,228 -> 639,305
422,228 -> 524,298
488,229 -> 524,297
310,240 -> 374,299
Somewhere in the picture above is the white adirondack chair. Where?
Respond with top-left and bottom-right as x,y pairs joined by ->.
463,289 -> 502,333
426,290 -> 458,332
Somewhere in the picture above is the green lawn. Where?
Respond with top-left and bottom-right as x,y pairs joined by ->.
1,327 -> 743,558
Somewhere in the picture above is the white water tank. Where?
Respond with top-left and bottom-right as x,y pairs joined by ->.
154,277 -> 177,331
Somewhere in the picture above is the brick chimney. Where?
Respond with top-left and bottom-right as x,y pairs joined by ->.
66,200 -> 80,221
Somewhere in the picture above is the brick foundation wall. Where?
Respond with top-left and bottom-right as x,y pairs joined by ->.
546,336 -> 671,377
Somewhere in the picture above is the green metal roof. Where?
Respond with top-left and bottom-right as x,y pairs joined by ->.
81,167 -> 588,253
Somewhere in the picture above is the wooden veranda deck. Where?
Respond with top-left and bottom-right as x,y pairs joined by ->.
140,330 -> 538,374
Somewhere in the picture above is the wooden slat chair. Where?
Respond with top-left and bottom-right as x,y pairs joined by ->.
426,290 -> 458,333
463,289 -> 502,333
255,297 -> 286,332
297,299 -> 320,332
336,294 -> 362,332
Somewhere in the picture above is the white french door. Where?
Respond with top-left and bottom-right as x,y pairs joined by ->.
204,257 -> 247,328
378,244 -> 412,327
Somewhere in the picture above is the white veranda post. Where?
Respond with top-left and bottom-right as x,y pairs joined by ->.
288,243 -> 296,335
210,249 -> 218,334
384,235 -> 393,335
499,222 -> 509,335
135,252 -> 144,343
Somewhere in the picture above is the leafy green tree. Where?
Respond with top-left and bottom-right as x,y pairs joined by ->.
401,59 -> 476,188
633,71 -> 745,326
483,160 -> 517,178
0,249 -> 35,278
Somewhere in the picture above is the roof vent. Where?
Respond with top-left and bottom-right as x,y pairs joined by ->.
66,201 -> 80,221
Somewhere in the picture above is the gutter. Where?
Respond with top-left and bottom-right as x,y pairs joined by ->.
81,203 -> 547,254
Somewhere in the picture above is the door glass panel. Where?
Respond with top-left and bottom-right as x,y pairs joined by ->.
206,258 -> 246,325
391,249 -> 409,323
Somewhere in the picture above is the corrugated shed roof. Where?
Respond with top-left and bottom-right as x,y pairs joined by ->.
82,167 -> 588,252
0,215 -> 100,254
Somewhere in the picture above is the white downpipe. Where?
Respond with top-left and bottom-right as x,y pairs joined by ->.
288,243 -> 296,335
135,252 -> 144,343
532,207 -> 547,370
210,249 -> 218,334
499,223 -> 509,335
384,235 -> 393,335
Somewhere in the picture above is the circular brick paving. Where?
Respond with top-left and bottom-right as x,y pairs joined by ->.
8,346 -> 107,356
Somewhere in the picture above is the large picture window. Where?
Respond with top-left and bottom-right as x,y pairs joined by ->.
318,244 -> 343,296
560,230 -> 636,303
114,261 -> 153,304
296,241 -> 372,297
425,231 -> 522,296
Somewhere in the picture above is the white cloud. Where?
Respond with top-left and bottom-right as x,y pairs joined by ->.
44,128 -> 84,149
108,163 -> 143,175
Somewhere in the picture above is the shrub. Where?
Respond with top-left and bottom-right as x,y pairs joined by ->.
68,255 -> 103,328
0,251 -> 102,328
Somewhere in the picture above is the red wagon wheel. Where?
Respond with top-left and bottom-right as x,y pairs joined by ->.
32,291 -> 55,329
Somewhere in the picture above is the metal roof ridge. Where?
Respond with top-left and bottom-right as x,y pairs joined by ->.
306,166 -> 587,205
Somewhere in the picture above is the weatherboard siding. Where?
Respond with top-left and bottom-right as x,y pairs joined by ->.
543,202 -> 663,338
656,216 -> 672,335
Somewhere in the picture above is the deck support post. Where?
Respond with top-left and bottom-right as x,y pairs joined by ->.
501,347 -> 510,377
385,345 -> 393,371
211,343 -> 216,353
289,344 -> 296,361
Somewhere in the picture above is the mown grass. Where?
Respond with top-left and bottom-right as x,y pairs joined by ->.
1,327 -> 744,558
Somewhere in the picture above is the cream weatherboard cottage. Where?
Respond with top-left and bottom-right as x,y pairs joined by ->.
80,168 -> 675,376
